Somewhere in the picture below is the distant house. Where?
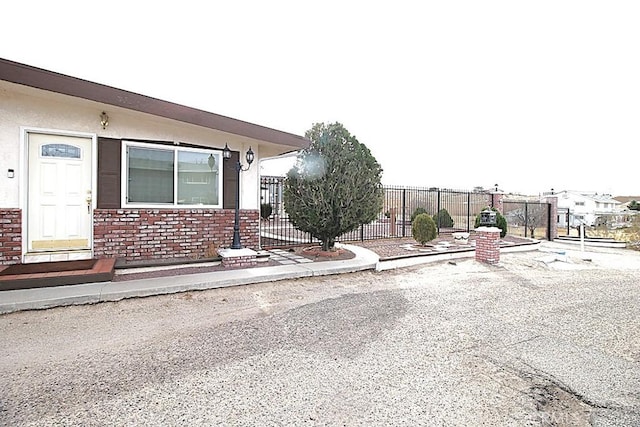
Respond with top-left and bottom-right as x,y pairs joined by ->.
0,58 -> 309,265
555,190 -> 622,227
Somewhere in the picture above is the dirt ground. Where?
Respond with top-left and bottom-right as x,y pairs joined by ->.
2,242 -> 639,425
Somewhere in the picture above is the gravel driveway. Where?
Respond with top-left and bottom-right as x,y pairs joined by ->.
1,243 -> 639,426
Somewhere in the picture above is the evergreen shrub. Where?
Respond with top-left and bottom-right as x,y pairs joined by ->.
412,213 -> 438,245
411,207 -> 428,223
433,208 -> 454,228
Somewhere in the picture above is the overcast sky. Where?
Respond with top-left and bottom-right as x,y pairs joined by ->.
2,1 -> 639,196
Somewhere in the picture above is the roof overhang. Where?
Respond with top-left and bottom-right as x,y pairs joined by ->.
0,58 -> 310,150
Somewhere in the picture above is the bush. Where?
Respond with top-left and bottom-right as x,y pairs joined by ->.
412,213 -> 437,245
433,208 -> 454,228
411,207 -> 428,223
474,207 -> 508,238
260,203 -> 273,220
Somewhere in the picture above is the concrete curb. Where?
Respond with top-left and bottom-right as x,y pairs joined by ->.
554,237 -> 627,248
0,242 -> 544,315
376,241 -> 542,271
0,244 -> 380,314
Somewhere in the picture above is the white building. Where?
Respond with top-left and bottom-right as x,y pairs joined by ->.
554,190 -> 622,227
0,58 -> 309,265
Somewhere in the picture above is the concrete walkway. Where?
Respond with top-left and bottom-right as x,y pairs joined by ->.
0,241 -> 546,315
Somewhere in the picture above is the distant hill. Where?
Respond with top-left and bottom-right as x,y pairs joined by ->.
614,196 -> 640,204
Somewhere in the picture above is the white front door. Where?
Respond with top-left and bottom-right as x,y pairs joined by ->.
27,133 -> 93,254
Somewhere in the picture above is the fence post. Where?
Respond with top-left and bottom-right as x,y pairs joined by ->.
389,207 -> 396,237
547,203 -> 552,241
544,195 -> 558,240
402,188 -> 406,237
467,192 -> 471,232
524,202 -> 529,238
436,190 -> 441,233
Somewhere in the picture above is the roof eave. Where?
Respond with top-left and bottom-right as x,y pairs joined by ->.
0,58 -> 310,150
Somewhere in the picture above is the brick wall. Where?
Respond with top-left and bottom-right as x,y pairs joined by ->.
93,209 -> 259,262
491,192 -> 504,211
475,227 -> 501,264
0,209 -> 22,265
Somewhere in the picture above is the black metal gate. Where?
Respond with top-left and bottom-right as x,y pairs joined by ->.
502,200 -> 552,240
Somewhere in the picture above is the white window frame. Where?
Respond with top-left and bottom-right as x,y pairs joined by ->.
121,141 -> 223,208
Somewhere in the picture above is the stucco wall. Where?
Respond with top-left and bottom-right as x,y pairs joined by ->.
0,80 -> 264,210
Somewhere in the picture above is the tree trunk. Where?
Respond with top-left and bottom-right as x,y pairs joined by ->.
321,238 -> 335,251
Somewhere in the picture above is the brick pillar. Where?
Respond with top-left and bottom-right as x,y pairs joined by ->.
475,227 -> 501,264
491,192 -> 504,212
218,248 -> 257,268
0,209 -> 22,265
542,195 -> 558,240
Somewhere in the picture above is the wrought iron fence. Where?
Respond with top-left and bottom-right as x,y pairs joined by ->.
555,208 -> 635,237
380,186 -> 493,237
557,208 -> 572,236
502,200 -> 551,240
259,176 -> 494,247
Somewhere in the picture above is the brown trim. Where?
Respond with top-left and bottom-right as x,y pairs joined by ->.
223,151 -> 239,210
97,137 -> 122,209
0,58 -> 310,150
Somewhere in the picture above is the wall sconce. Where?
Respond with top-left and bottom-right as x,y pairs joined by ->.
7,169 -> 15,179
100,111 -> 109,129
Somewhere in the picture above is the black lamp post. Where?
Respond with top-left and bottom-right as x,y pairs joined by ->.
223,143 -> 254,249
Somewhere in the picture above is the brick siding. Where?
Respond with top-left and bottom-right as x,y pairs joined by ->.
0,209 -> 22,264
221,254 -> 257,268
93,209 -> 259,262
